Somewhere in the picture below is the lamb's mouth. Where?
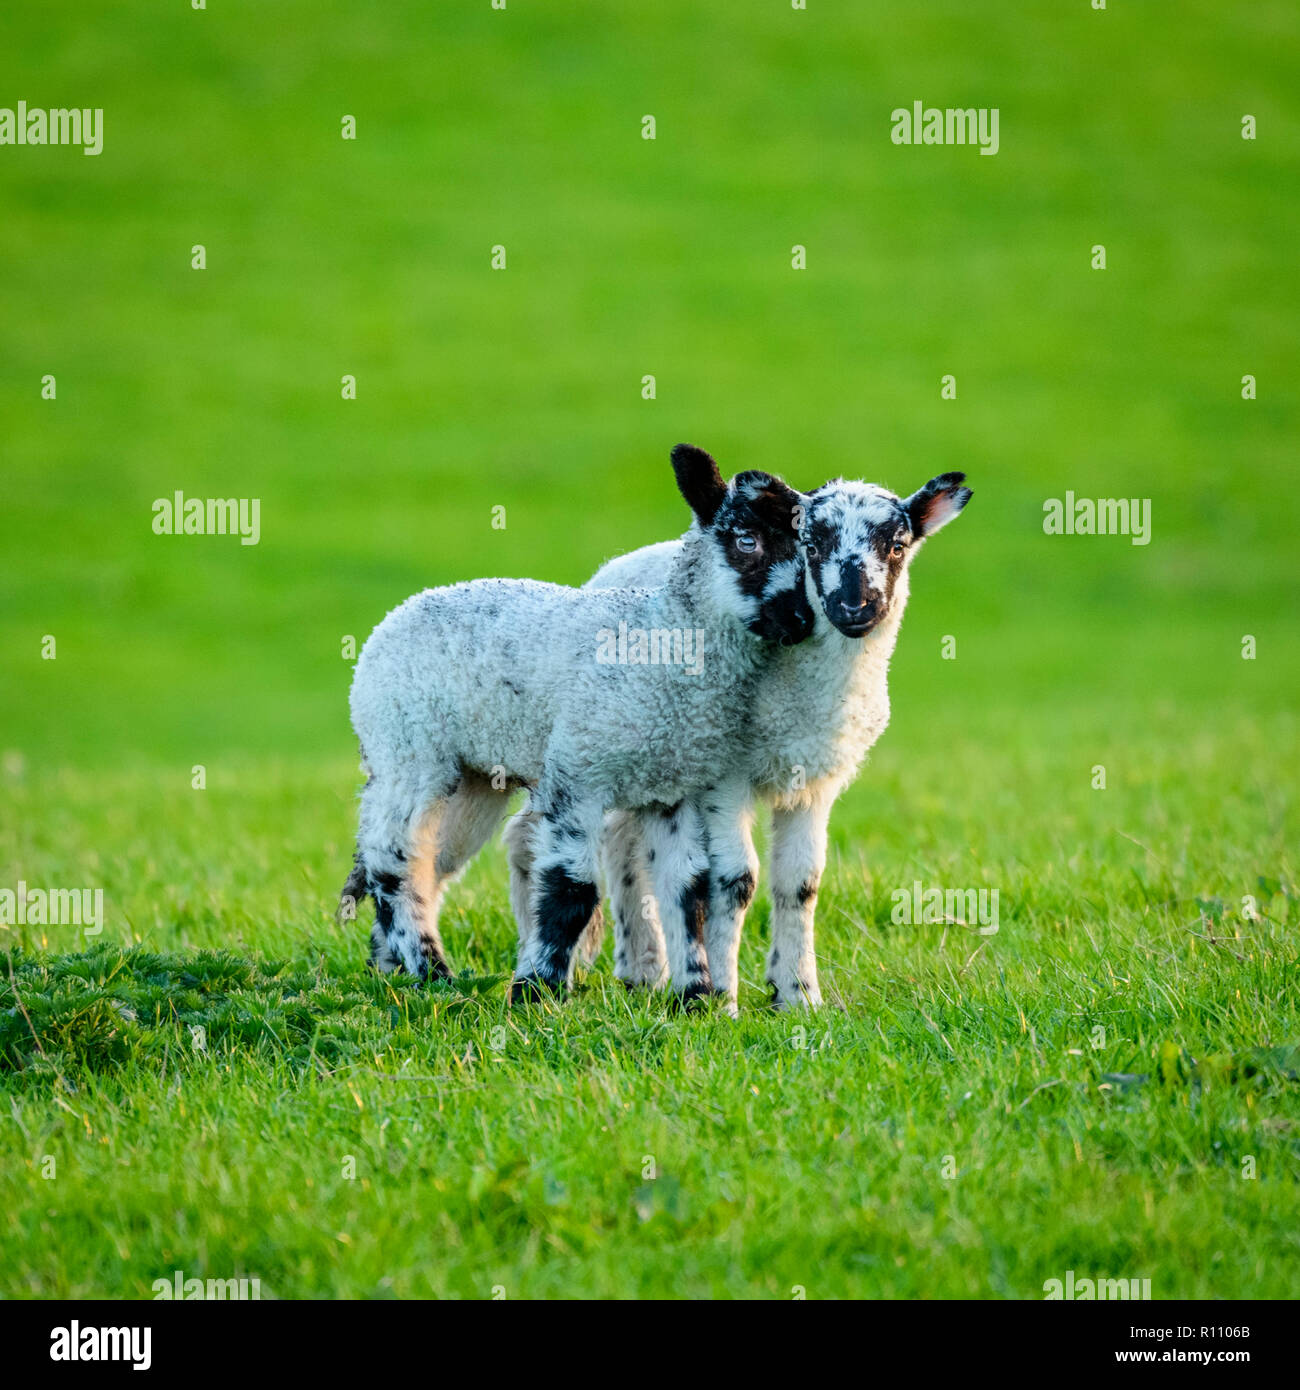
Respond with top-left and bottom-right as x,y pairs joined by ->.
829,613 -> 881,638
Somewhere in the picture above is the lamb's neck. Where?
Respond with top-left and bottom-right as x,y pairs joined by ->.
843,598 -> 905,692
659,527 -> 755,655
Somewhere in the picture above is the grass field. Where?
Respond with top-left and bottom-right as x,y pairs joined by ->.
1,2 -> 1297,1298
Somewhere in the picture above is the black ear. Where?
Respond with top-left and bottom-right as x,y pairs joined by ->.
732,470 -> 806,536
671,444 -> 728,527
904,472 -> 972,537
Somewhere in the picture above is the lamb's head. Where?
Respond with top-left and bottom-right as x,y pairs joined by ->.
671,443 -> 815,645
802,472 -> 972,637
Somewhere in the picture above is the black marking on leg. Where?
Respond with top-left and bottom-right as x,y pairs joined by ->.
371,869 -> 402,899
418,937 -> 452,983
674,870 -> 714,999
545,779 -> 575,819
719,869 -> 756,912
368,923 -> 394,969
535,863 -> 599,981
797,876 -> 820,906
373,885 -> 397,934
765,946 -> 780,993
679,870 -> 710,945
668,977 -> 716,1013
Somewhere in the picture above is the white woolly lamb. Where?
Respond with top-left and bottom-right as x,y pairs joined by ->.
505,470 -> 973,1010
343,445 -> 814,1003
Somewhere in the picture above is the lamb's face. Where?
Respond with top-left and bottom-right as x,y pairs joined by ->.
670,445 -> 815,645
803,474 -> 972,638
703,470 -> 816,645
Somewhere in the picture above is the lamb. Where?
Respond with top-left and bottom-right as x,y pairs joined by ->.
342,444 -> 815,1003
505,470 -> 972,1010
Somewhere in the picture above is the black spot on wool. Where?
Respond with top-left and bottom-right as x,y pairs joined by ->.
679,870 -> 711,944
720,870 -> 756,911
370,869 -> 402,900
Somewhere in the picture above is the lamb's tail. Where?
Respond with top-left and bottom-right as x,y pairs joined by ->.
337,852 -> 369,923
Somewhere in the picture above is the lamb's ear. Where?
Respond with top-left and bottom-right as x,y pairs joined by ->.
671,443 -> 728,528
733,470 -> 806,536
904,472 -> 972,537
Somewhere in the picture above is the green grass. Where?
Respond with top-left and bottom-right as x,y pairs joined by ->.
2,728 -> 1297,1298
1,0 -> 1298,1297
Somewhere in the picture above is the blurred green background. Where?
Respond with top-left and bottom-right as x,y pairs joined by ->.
2,0 -> 1295,771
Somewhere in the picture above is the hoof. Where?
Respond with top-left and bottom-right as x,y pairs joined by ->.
417,947 -> 454,984
767,982 -> 823,1011
510,974 -> 562,1006
669,980 -> 717,1015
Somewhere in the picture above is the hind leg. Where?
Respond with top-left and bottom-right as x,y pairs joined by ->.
357,774 -> 454,981
434,772 -> 512,882
387,772 -> 511,976
604,809 -> 668,989
357,763 -> 512,981
503,805 -> 541,963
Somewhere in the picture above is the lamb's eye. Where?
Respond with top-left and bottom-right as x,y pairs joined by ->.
806,544 -> 819,559
891,540 -> 905,557
735,533 -> 759,554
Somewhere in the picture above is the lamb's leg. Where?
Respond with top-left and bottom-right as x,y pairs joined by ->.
502,806 -> 541,964
511,791 -> 604,1002
356,775 -> 453,982
604,809 -> 669,989
765,793 -> 832,1009
641,800 -> 713,1004
433,774 -> 510,872
504,804 -> 605,970
697,782 -> 759,1017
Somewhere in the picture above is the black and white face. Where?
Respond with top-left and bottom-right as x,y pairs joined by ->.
802,473 -> 972,637
671,445 -> 816,645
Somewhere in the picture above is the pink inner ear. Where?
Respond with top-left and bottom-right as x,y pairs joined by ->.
919,490 -> 963,534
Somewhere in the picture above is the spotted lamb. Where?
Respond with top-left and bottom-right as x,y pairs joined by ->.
505,470 -> 972,1011
342,445 -> 815,1003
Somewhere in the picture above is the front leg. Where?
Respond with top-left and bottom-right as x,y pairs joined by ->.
503,803 -> 605,972
766,791 -> 833,1009
697,782 -> 759,1017
641,800 -> 713,1004
511,785 -> 604,1003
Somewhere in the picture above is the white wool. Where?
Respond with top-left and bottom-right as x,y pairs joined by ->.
351,526 -> 773,809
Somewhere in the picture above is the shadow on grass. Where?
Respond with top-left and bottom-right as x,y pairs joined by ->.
0,942 -> 507,1087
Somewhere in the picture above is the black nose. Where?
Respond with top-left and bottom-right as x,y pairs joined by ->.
826,584 -> 883,636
